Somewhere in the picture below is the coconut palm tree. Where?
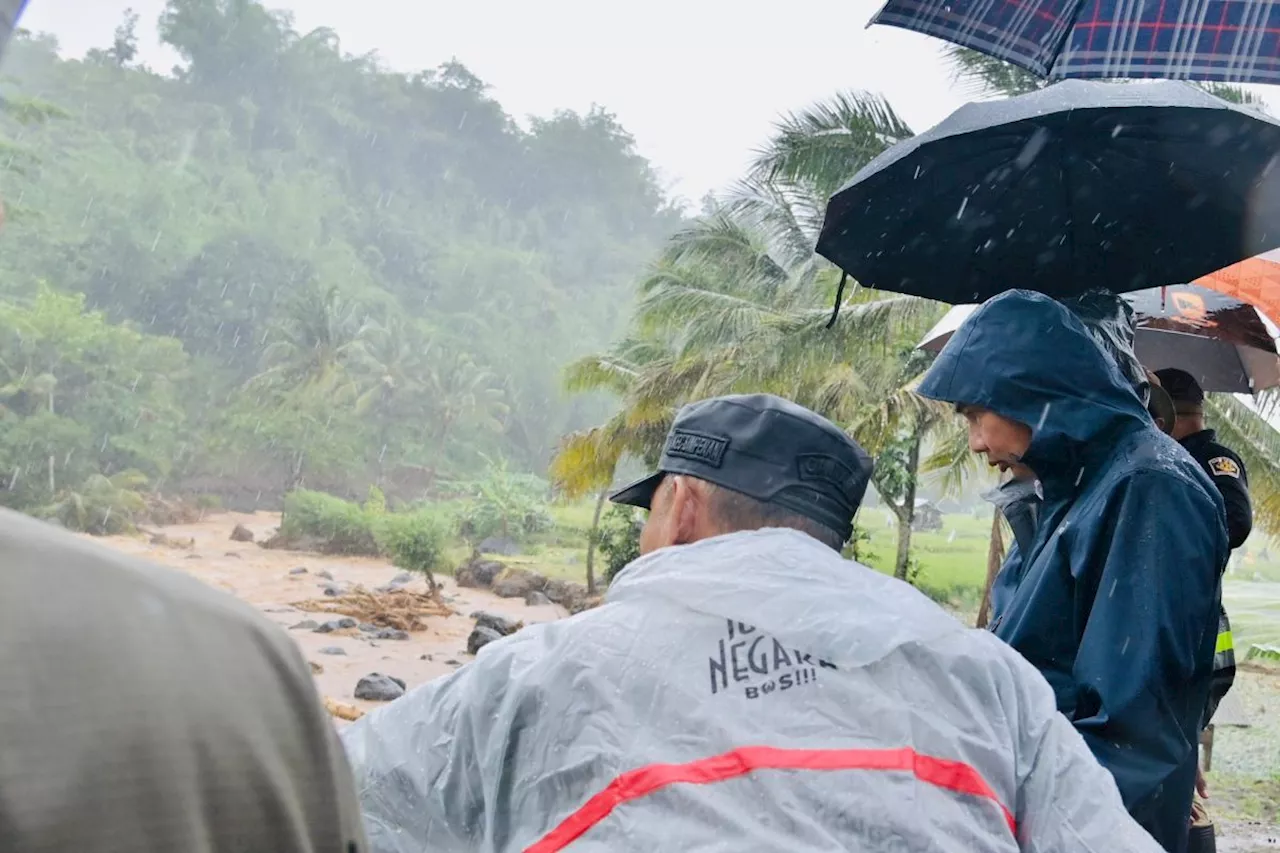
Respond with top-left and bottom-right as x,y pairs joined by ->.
553,90 -> 981,582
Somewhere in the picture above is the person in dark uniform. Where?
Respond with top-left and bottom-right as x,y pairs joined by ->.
1154,369 -> 1252,549
1153,368 -> 1250,853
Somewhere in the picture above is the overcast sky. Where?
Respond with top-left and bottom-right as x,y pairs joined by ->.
16,0 -> 1280,207
13,0 -> 986,205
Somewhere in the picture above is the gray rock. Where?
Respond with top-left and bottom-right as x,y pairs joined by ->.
358,623 -> 380,633
316,569 -> 335,581
322,584 -> 346,597
525,590 -> 553,606
477,535 -> 520,556
230,523 -> 255,543
445,659 -> 461,666
455,557 -> 505,588
420,654 -> 433,661
314,618 -> 358,634
374,628 -> 410,641
290,620 -> 320,631
354,673 -> 406,702
318,646 -> 347,656
470,611 -> 522,636
289,566 -> 308,575
390,571 -> 413,585
467,625 -> 505,655
543,578 -> 589,609
491,567 -> 547,599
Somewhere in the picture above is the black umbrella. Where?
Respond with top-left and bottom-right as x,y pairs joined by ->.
816,80 -> 1280,306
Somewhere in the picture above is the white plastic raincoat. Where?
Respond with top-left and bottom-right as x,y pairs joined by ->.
341,528 -> 1161,852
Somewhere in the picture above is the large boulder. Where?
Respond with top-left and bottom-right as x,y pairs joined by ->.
230,523 -> 256,543
471,611 -> 522,636
490,567 -> 547,599
525,591 -> 552,607
569,594 -> 605,615
354,673 -> 406,702
543,578 -> 589,610
467,625 -> 504,655
455,555 -> 505,589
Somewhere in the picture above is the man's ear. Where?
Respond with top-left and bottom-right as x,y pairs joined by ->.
668,476 -> 705,545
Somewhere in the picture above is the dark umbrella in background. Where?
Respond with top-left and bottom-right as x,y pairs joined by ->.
0,1 -> 26,61
816,80 -> 1280,306
870,0 -> 1280,85
918,284 -> 1280,392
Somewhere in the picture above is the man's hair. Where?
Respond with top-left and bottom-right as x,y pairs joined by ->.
702,481 -> 846,552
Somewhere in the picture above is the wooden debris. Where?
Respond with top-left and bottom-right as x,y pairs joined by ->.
324,697 -> 364,722
291,585 -> 454,632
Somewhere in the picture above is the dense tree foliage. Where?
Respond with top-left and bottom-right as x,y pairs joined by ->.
0,1 -> 682,512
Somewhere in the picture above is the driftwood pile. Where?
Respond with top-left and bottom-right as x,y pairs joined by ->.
291,586 -> 454,632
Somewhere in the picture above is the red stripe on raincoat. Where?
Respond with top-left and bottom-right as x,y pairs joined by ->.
524,745 -> 1018,852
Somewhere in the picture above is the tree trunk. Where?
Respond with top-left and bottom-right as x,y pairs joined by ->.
892,430 -> 922,581
977,508 -> 1005,628
585,487 -> 607,594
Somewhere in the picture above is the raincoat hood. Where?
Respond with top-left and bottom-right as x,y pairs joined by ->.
918,290 -> 1152,487
342,528 -> 1162,853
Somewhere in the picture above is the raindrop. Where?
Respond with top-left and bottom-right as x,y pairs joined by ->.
1015,127 -> 1050,169
956,197 -> 969,220
1075,468 -> 1084,486
8,466 -> 20,490
1036,403 -> 1051,430
1108,579 -> 1119,598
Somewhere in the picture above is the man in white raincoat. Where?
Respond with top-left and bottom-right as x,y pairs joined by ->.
341,393 -> 1162,852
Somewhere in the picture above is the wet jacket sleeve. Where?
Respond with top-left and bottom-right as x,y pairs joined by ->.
1002,646 -> 1163,853
1069,470 -> 1223,843
340,665 -> 489,853
1205,450 -> 1252,549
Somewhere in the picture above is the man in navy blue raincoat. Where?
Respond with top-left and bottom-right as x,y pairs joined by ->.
918,290 -> 1228,853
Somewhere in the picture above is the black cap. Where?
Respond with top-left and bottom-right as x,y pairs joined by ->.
1153,368 -> 1205,405
609,394 -> 872,542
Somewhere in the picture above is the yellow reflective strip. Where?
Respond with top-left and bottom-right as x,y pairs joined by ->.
1216,631 -> 1234,654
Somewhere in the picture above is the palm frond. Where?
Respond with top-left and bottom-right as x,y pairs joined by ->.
549,422 -> 624,499
943,45 -> 1046,99
1200,82 -> 1268,110
922,414 -> 989,496
660,212 -> 792,297
722,176 -> 823,281
749,91 -> 914,201
635,260 -> 786,354
563,353 -> 641,396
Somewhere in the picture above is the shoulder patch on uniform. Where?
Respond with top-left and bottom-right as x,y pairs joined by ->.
1209,456 -> 1241,479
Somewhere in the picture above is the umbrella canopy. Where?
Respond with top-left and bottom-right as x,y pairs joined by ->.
817,80 -> 1280,305
870,0 -> 1280,85
918,285 -> 1280,393
0,1 -> 25,61
1196,247 -> 1280,330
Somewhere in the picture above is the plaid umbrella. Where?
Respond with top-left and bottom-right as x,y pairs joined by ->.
872,0 -> 1280,85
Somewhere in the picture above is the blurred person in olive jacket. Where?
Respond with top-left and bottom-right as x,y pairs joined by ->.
0,508 -> 367,853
